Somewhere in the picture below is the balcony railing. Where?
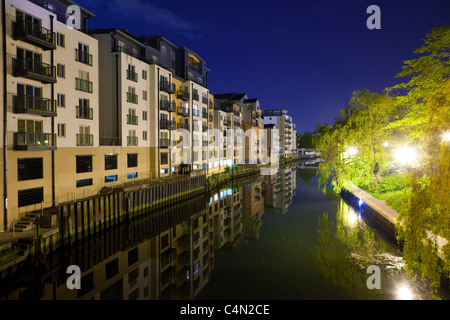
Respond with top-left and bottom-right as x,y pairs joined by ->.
76,106 -> 93,120
160,100 -> 176,112
160,80 -> 176,94
76,134 -> 94,146
202,97 -> 208,104
13,132 -> 56,150
99,136 -> 121,146
192,92 -> 199,101
209,115 -> 213,122
13,58 -> 56,83
177,123 -> 190,130
13,95 -> 56,117
202,111 -> 208,119
233,110 -> 240,117
127,92 -> 138,104
75,49 -> 93,66
223,120 -> 231,126
126,69 -> 138,82
202,125 -> 208,132
209,101 -> 213,109
160,119 -> 176,130
13,20 -> 56,50
76,78 -> 93,93
127,136 -> 138,146
127,114 -> 138,125
177,107 -> 189,117
177,89 -> 189,101
160,138 -> 171,148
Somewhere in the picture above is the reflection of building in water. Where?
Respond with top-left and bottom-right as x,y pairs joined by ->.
263,167 -> 296,214
242,177 -> 264,240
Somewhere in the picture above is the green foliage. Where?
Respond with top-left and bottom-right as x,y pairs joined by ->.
297,131 -> 314,149
314,24 -> 450,288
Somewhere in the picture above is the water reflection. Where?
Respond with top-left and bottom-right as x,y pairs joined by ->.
0,164 -> 446,300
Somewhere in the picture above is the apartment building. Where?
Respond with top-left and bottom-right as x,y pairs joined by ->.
0,0 -> 99,229
263,109 -> 293,158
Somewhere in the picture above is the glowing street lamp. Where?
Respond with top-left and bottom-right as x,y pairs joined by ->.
347,147 -> 358,156
394,145 -> 417,166
396,283 -> 414,300
383,141 -> 389,147
443,132 -> 450,142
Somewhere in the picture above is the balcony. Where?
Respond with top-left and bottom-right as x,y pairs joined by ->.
177,89 -> 189,101
127,136 -> 138,146
75,49 -> 93,66
126,69 -> 138,82
13,95 -> 56,117
160,80 -> 176,94
192,92 -> 199,101
76,106 -> 93,120
223,120 -> 231,127
13,58 -> 56,83
209,101 -> 213,109
126,92 -> 138,104
209,115 -> 213,122
76,134 -> 94,146
160,100 -> 176,112
234,121 -> 241,128
177,123 -> 189,130
202,125 -> 208,132
202,111 -> 208,119
13,132 -> 56,150
127,114 -> 138,125
13,20 -> 56,50
160,138 -> 171,148
202,97 -> 208,104
233,110 -> 240,117
99,136 -> 121,146
76,78 -> 93,93
160,119 -> 176,130
177,107 -> 189,117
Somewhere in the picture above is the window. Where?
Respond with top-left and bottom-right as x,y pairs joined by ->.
128,247 -> 139,266
127,172 -> 137,179
57,93 -> 65,107
127,153 -> 138,167
161,45 -> 167,55
161,234 -> 169,248
77,272 -> 94,298
57,123 -> 66,137
142,111 -> 147,121
143,131 -> 147,141
129,269 -> 139,288
105,154 -> 118,170
161,153 -> 168,165
57,63 -> 65,78
143,267 -> 148,277
142,90 -> 147,101
105,259 -> 119,280
142,70 -> 147,80
76,178 -> 93,188
56,33 -> 65,47
105,175 -> 118,183
76,155 -> 93,173
18,187 -> 43,207
18,158 -> 43,181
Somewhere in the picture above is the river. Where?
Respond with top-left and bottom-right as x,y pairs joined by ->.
0,162 -> 448,300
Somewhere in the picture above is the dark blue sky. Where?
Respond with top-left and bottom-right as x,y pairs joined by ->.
77,0 -> 450,133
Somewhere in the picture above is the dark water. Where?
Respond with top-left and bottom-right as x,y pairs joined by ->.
1,163 -> 447,300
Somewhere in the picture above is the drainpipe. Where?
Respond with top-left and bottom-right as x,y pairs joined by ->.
157,68 -> 160,177
2,0 -> 8,230
50,15 -> 55,207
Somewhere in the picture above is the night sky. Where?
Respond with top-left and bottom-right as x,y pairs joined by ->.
76,0 -> 450,133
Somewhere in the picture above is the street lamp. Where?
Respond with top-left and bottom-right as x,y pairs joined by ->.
442,132 -> 450,142
347,147 -> 358,156
394,145 -> 417,195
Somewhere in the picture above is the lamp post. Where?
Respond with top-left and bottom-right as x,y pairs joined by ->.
394,145 -> 417,196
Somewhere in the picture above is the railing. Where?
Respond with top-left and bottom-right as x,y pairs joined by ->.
13,132 -> 56,150
126,69 -> 138,82
160,119 -> 176,130
177,89 -> 189,101
76,78 -> 93,93
99,136 -> 121,146
75,49 -> 93,66
202,125 -> 208,132
209,101 -> 213,109
160,100 -> 176,112
209,115 -> 213,122
127,136 -> 138,146
192,92 -> 199,101
76,106 -> 93,119
177,107 -> 189,117
202,97 -> 208,104
13,58 -> 56,82
127,114 -> 138,125
13,20 -> 55,49
202,111 -> 208,119
160,138 -> 171,148
223,120 -> 231,126
177,123 -> 190,130
160,80 -> 176,93
76,134 -> 94,146
13,95 -> 56,116
127,92 -> 138,104
233,110 -> 240,117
